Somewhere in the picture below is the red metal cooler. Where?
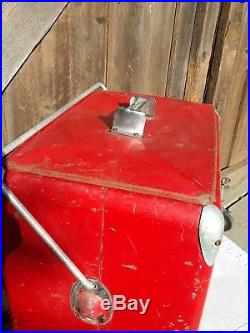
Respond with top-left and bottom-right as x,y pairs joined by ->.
3,83 -> 227,330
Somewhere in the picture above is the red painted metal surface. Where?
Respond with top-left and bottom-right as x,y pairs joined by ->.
6,91 -> 219,205
3,90 -> 221,330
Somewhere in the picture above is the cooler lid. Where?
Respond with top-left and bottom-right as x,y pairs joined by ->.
6,90 -> 219,205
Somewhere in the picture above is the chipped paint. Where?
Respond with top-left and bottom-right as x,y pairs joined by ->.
132,202 -> 137,214
162,304 -> 170,308
191,292 -> 197,300
177,318 -> 184,323
155,309 -> 161,318
121,264 -> 137,271
124,233 -> 138,255
180,225 -> 185,242
184,260 -> 194,267
3,89 -> 218,329
69,200 -> 82,208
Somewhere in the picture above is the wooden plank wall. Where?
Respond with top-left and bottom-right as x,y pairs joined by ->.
2,2 -> 67,90
2,2 -> 248,169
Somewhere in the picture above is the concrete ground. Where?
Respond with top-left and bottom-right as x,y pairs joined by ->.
226,195 -> 248,252
221,163 -> 248,252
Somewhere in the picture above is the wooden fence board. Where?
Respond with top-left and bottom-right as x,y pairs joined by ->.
2,107 -> 8,147
2,2 -> 248,169
2,2 -> 108,144
222,161 -> 248,208
220,7 -> 248,167
166,2 -> 197,99
2,2 -> 68,91
205,3 -> 245,110
184,2 -> 220,102
107,2 -> 176,96
230,79 -> 248,166
204,3 -> 247,168
226,196 -> 248,252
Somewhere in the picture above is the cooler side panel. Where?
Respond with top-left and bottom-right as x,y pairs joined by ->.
101,189 -> 212,330
3,170 -> 106,330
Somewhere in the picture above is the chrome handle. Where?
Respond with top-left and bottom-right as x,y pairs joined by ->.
2,182 -> 95,290
111,96 -> 156,138
2,180 -> 112,324
2,83 -> 113,324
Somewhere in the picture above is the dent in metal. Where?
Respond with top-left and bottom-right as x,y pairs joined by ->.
199,204 -> 225,266
71,279 -> 113,325
111,96 -> 156,138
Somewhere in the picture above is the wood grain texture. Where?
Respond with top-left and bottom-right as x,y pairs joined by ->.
219,5 -> 248,167
205,3 -> 247,168
2,2 -> 248,169
205,3 -> 245,108
230,78 -> 248,166
166,2 -> 197,99
222,161 -> 248,208
2,2 -> 108,144
2,108 -> 8,147
2,2 -> 68,91
184,3 -> 220,102
226,195 -> 248,252
107,2 -> 176,95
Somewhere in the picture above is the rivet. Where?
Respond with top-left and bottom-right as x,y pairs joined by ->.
215,239 -> 222,246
